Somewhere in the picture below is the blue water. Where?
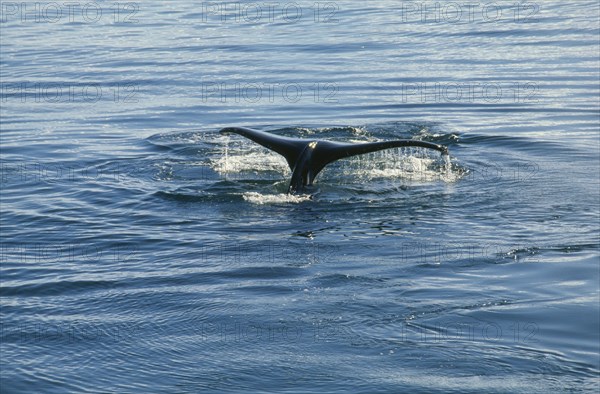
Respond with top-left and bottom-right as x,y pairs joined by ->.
1,1 -> 599,392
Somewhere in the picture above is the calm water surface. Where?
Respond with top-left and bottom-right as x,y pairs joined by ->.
1,1 -> 599,393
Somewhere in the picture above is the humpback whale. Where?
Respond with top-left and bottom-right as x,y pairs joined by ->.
219,127 -> 449,194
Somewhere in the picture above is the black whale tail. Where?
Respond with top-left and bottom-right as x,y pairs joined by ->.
219,127 -> 449,194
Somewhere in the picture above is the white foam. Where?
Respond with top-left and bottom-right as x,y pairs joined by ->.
212,153 -> 288,174
331,151 -> 462,184
211,138 -> 289,175
242,192 -> 312,204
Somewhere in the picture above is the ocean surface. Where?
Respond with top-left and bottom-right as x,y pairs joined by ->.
1,1 -> 599,392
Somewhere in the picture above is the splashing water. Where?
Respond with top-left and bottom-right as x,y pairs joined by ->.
242,192 -> 312,204
213,134 -> 231,178
324,147 -> 461,184
223,134 -> 229,173
212,141 -> 289,175
212,135 -> 463,195
443,152 -> 452,181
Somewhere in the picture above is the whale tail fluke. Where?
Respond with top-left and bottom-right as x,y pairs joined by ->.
219,127 -> 306,170
219,127 -> 449,194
